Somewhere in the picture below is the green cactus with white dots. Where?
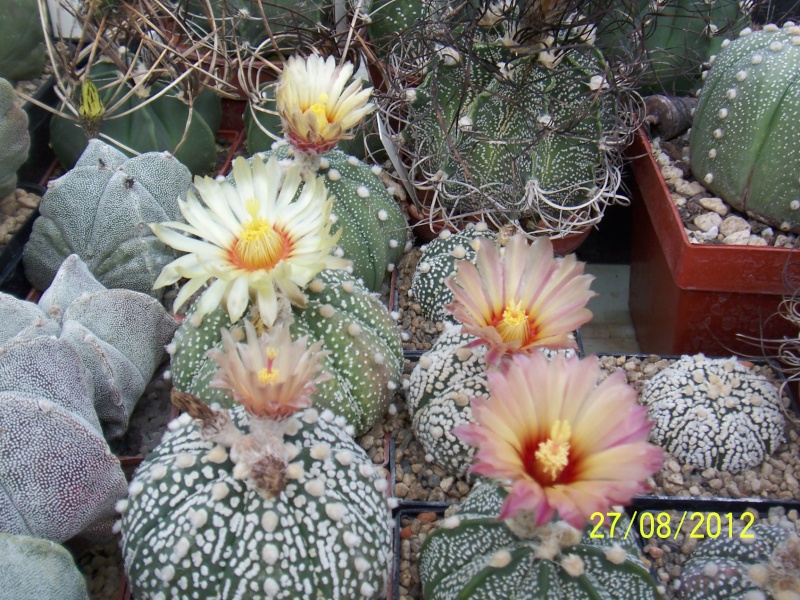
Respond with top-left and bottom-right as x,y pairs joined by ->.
690,23 -> 800,233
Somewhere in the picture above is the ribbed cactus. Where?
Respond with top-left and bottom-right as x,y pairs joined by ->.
410,225 -> 497,324
679,524 -> 800,599
120,405 -> 391,599
0,77 -> 29,199
0,533 -> 90,600
171,269 -> 402,436
419,481 -> 664,599
1,255 -> 178,439
238,144 -> 407,291
23,140 -> 191,299
48,61 -> 222,175
690,23 -> 800,232
0,0 -> 45,81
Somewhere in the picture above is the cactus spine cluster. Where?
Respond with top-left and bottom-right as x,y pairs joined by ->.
690,23 -> 800,232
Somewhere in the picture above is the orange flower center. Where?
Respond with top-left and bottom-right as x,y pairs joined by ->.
496,299 -> 532,344
232,214 -> 288,272
522,420 -> 572,485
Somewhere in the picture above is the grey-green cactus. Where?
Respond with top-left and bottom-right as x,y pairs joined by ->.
1,254 -> 178,439
0,533 -> 89,600
641,354 -> 785,474
23,139 -> 191,299
0,0 -> 45,81
690,23 -> 800,232
0,335 -> 128,544
419,480 -> 664,599
679,523 -> 800,599
120,406 -> 391,599
0,77 -> 29,199
239,143 -> 407,291
171,269 -> 402,436
410,224 -> 497,324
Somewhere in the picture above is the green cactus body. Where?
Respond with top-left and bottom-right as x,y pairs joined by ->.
409,42 -> 617,223
690,23 -> 800,232
679,524 -> 800,599
0,77 -> 30,199
171,269 -> 402,436
408,325 -> 489,478
23,140 -> 191,299
419,481 -> 664,599
0,533 -> 90,600
410,225 -> 497,324
0,0 -> 45,81
120,406 -> 391,599
242,144 -> 407,291
49,61 -> 221,175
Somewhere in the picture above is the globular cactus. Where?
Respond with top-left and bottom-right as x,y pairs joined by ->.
245,143 -> 407,291
690,23 -> 800,232
0,0 -> 45,81
23,139 -> 191,300
1,255 -> 178,439
0,335 -> 128,544
419,481 -> 664,599
0,533 -> 90,600
641,354 -> 785,474
171,269 -> 402,436
0,77 -> 30,199
409,224 -> 497,324
49,61 -> 222,175
679,523 -> 800,599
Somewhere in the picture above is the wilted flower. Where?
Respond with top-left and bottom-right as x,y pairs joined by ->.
454,353 -> 663,529
445,233 -> 595,364
151,155 -> 349,326
276,54 -> 374,155
208,320 -> 330,420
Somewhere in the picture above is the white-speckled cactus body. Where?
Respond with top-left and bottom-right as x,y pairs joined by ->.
23,140 -> 191,299
690,23 -> 800,232
419,481 -> 664,599
120,407 -> 392,599
641,354 -> 785,474
678,524 -> 799,599
410,225 -> 497,324
0,77 -> 29,199
408,326 -> 489,478
0,532 -> 90,600
0,335 -> 128,544
247,144 -> 407,290
171,269 -> 402,436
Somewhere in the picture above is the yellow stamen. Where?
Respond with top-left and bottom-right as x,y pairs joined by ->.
496,299 -> 530,343
257,367 -> 280,385
307,92 -> 330,130
535,420 -> 571,480
233,217 -> 286,271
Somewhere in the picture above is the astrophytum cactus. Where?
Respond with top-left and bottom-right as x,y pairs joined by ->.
0,77 -> 29,199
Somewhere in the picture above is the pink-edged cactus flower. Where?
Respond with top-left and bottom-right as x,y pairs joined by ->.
445,233 -> 595,365
454,352 -> 663,529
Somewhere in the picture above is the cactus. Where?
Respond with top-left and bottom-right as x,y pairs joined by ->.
48,61 -> 222,175
1,255 -> 178,439
171,269 -> 402,436
0,533 -> 90,600
244,143 -> 407,291
0,77 -> 30,199
0,335 -> 128,544
689,23 -> 800,232
679,523 -> 800,599
419,481 -> 663,599
120,324 -> 391,599
23,140 -> 191,300
641,354 -> 785,474
410,224 -> 497,324
0,0 -> 45,81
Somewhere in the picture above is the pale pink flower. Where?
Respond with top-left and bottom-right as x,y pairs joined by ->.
445,233 -> 595,365
454,352 -> 663,529
208,320 -> 330,420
